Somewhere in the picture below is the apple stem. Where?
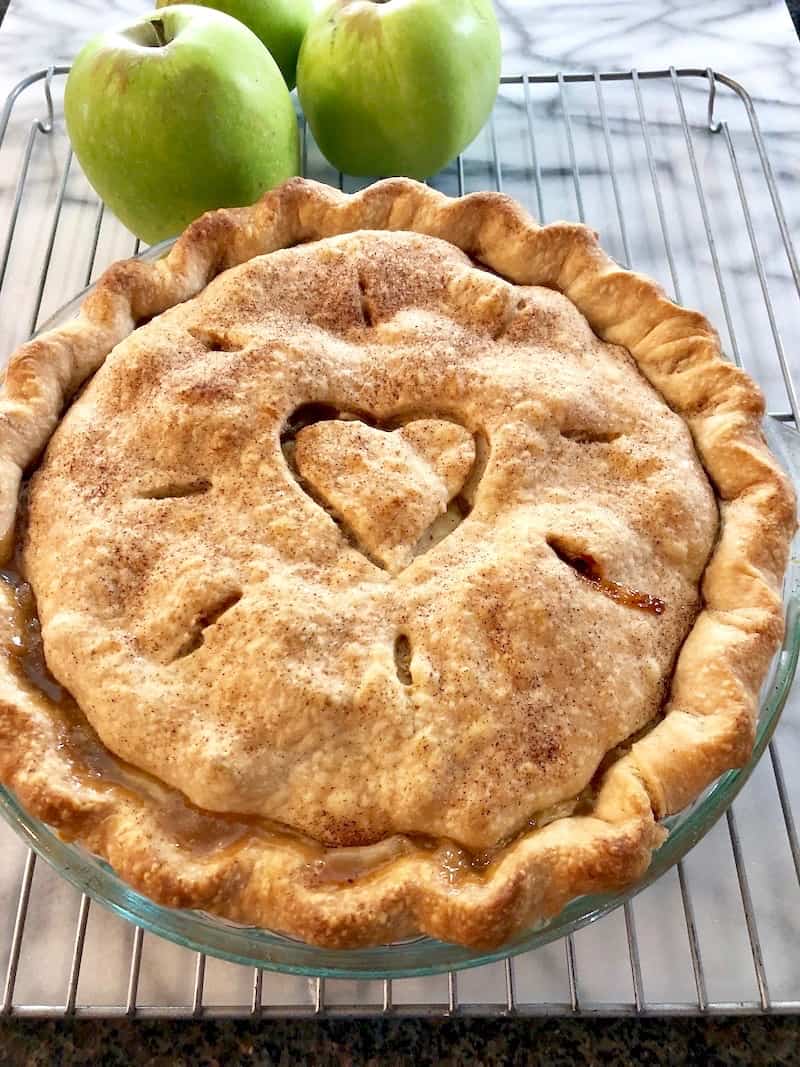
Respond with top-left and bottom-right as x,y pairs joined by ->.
149,18 -> 168,47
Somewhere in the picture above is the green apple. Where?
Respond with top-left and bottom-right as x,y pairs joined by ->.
297,0 -> 501,179
65,6 -> 300,244
155,0 -> 313,89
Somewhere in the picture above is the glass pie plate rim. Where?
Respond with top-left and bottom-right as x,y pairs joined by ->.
1,249 -> 798,981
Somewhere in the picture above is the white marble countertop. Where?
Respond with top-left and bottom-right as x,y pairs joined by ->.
0,0 -> 799,1018
2,0 -> 800,101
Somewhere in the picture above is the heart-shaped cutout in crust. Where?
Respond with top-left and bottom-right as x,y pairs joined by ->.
292,417 -> 476,573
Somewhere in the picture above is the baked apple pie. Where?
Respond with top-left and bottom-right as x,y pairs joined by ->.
0,178 -> 793,949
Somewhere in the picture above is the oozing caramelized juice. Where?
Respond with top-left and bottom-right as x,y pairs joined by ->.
570,552 -> 665,616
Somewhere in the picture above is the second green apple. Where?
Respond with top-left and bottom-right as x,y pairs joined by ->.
155,0 -> 313,89
297,0 -> 502,179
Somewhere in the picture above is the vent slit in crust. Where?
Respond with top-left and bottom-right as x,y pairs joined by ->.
357,272 -> 376,327
459,429 -> 490,507
394,634 -> 412,685
171,590 -> 243,661
491,297 -> 527,341
138,480 -> 211,500
560,428 -> 624,445
547,536 -> 665,616
186,326 -> 242,353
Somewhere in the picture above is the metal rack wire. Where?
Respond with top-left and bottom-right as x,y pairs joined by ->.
0,67 -> 799,1018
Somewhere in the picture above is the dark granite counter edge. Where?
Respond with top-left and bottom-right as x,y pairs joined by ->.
2,1016 -> 800,1065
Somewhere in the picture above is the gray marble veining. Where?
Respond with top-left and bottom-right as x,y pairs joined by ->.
1,0 -> 799,103
0,0 -> 798,1017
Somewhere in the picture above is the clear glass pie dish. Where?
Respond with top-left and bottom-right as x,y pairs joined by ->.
1,248 -> 798,981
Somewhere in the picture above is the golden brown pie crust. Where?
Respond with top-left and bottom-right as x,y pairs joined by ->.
0,178 -> 794,949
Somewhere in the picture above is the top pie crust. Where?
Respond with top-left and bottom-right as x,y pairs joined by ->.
0,178 -> 794,949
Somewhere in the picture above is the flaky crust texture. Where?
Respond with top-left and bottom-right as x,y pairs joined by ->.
0,178 -> 794,950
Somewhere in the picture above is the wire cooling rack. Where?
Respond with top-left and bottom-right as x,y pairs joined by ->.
0,67 -> 799,1018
